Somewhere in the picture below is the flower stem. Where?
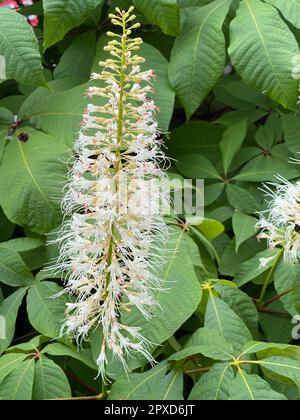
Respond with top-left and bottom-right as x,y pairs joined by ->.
258,247 -> 284,305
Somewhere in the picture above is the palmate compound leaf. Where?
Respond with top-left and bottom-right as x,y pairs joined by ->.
169,0 -> 232,119
91,227 -> 202,376
0,287 -> 28,355
0,9 -> 46,87
229,370 -> 287,400
0,128 -> 67,234
188,362 -> 234,400
43,0 -> 104,50
228,0 -> 299,111
109,361 -> 183,400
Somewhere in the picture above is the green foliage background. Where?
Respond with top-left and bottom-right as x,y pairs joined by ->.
0,0 -> 300,400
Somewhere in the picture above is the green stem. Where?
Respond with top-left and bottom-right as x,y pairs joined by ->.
52,393 -> 104,401
258,247 -> 284,305
104,16 -> 127,291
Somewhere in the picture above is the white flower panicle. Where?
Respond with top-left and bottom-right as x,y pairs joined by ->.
257,176 -> 300,264
53,7 -> 169,381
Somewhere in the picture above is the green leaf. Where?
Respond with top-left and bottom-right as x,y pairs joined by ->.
214,283 -> 258,335
220,119 -> 247,175
6,335 -> 47,354
0,237 -> 47,271
176,155 -> 222,180
43,0 -> 103,50
265,0 -> 300,29
54,32 -> 96,81
0,128 -> 67,234
169,0 -> 231,119
140,43 -> 175,132
241,341 -> 300,358
228,0 -> 299,111
196,218 -> 225,241
204,183 -> 225,206
0,9 -> 45,86
259,303 -> 293,344
188,362 -> 234,400
229,370 -> 287,400
232,212 -> 257,252
42,342 -> 96,370
255,125 -> 275,150
0,247 -> 34,287
0,206 -> 14,243
19,84 -> 87,146
0,358 -> 35,400
281,114 -> 300,155
109,362 -> 183,400
32,356 -> 71,400
133,0 -> 180,36
27,281 -> 68,339
274,261 -> 300,316
260,357 -> 300,388
226,183 -> 258,213
169,327 -> 233,362
167,121 -> 224,162
205,293 -> 252,354
234,249 -> 278,287
0,353 -> 27,384
219,237 -> 264,277
0,288 -> 27,355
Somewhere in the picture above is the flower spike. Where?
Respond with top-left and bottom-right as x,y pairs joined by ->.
52,7 -> 169,381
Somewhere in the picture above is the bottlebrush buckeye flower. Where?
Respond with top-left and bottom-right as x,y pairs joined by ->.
53,7 -> 169,381
257,176 -> 300,265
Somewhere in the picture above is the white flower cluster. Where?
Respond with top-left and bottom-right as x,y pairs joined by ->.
257,176 -> 300,264
53,7 -> 168,381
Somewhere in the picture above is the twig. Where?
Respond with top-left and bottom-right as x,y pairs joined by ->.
264,288 -> 293,307
257,307 -> 290,318
184,367 -> 210,375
